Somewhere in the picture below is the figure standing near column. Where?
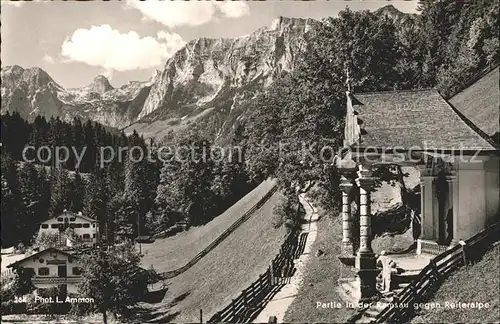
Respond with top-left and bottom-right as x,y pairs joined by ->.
376,251 -> 397,293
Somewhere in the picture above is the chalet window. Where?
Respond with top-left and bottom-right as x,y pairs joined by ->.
83,234 -> 90,239
41,224 -> 49,229
93,224 -> 96,228
70,217 -> 76,222
38,267 -> 50,276
93,234 -> 96,238
72,267 -> 82,275
75,224 -> 83,228
57,218 -> 63,222
51,224 -> 59,229
83,223 -> 90,228
69,224 -> 75,229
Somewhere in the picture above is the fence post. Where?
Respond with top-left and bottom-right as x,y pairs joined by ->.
261,273 -> 266,296
459,240 -> 468,266
269,264 -> 274,286
430,260 -> 441,281
200,309 -> 203,323
392,295 -> 401,319
231,299 -> 236,321
243,288 -> 249,308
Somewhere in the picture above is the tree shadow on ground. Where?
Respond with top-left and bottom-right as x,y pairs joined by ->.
142,287 -> 169,304
126,291 -> 190,323
165,291 -> 190,308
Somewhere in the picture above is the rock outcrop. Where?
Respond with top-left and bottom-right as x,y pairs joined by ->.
126,16 -> 322,140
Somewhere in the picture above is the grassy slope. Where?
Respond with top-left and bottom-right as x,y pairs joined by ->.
283,209 -> 357,323
411,244 -> 500,323
140,179 -> 276,272
147,190 -> 287,323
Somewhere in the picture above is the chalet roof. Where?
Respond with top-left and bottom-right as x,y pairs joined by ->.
44,211 -> 97,224
448,67 -> 499,138
349,89 -> 496,150
7,247 -> 79,268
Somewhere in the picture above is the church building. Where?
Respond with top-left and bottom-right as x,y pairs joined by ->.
336,67 -> 499,302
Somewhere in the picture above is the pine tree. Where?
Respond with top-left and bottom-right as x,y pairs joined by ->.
0,152 -> 22,247
37,166 -> 51,223
1,112 -> 29,160
83,169 -> 108,242
123,131 -> 158,235
83,120 -> 97,173
1,174 -> 16,247
155,132 -> 215,226
18,162 -> 43,243
49,166 -> 72,216
70,170 -> 86,213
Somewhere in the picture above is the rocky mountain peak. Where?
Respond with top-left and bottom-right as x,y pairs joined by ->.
1,65 -> 152,129
375,5 -> 406,20
2,65 -> 24,76
87,75 -> 114,94
1,65 -> 60,90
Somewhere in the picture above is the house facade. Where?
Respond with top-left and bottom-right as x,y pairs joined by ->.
38,211 -> 99,247
337,82 -> 499,302
7,247 -> 82,295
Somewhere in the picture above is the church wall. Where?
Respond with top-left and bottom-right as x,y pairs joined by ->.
456,161 -> 487,240
485,156 -> 500,225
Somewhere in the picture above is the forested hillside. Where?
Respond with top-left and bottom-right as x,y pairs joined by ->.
0,113 -> 255,248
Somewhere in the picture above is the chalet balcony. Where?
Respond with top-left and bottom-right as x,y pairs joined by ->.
32,276 -> 81,285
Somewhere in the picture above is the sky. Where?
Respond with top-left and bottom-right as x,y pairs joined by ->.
1,0 -> 419,89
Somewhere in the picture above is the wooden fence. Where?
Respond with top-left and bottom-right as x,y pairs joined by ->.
157,184 -> 279,280
207,230 -> 300,323
348,221 -> 500,323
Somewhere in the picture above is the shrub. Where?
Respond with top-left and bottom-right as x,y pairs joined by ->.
273,194 -> 301,231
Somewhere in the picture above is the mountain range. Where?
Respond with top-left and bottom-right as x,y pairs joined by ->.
1,6 -> 407,141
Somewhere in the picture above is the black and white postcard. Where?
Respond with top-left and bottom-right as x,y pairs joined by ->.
1,1 -> 499,323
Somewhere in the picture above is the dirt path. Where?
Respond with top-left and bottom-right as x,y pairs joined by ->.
253,194 -> 319,323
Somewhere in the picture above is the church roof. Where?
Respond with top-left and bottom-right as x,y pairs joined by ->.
348,89 -> 496,151
448,66 -> 499,138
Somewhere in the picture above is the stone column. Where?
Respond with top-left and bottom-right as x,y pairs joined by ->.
340,177 -> 355,256
354,165 -> 379,302
337,153 -> 357,268
356,166 -> 377,255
